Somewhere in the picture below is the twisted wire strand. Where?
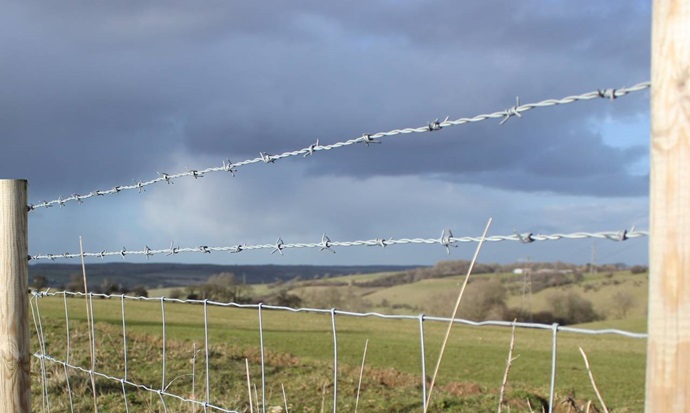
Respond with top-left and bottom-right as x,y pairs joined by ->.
31,290 -> 648,339
28,81 -> 650,211
28,228 -> 646,261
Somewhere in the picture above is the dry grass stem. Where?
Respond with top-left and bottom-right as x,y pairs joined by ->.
498,321 -> 519,413
281,383 -> 289,413
526,398 -> 534,413
80,236 -> 99,413
578,347 -> 609,413
424,217 -> 493,412
320,382 -> 326,413
354,339 -> 369,413
246,359 -> 254,413
191,342 -> 198,413
253,383 -> 260,413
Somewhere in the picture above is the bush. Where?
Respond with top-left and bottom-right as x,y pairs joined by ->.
630,265 -> 648,274
425,278 -> 507,321
610,290 -> 637,318
302,286 -> 371,312
503,308 -> 561,324
546,291 -> 600,325
269,290 -> 303,308
187,272 -> 253,303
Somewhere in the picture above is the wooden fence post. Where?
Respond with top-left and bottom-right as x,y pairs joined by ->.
647,1 -> 690,411
0,179 -> 31,412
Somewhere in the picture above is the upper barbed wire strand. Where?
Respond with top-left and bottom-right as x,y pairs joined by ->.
29,228 -> 647,261
28,81 -> 651,211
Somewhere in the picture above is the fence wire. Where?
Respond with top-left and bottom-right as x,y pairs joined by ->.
28,228 -> 646,261
30,291 -> 646,413
28,81 -> 650,211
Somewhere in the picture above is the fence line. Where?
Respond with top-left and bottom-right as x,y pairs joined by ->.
30,290 -> 646,413
32,291 -> 648,338
28,228 -> 646,261
27,82 -> 650,212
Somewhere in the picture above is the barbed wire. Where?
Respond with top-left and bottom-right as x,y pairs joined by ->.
28,81 -> 650,211
29,228 -> 647,261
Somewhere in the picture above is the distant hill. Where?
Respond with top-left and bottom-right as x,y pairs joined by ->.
29,262 -> 421,290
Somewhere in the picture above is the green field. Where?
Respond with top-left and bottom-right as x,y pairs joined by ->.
31,293 -> 647,412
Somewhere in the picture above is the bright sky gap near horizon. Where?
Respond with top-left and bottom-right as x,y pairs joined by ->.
2,1 -> 651,267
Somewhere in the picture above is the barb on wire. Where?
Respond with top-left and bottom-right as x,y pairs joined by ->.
440,229 -> 457,255
28,228 -> 647,261
320,233 -> 335,253
271,238 -> 285,255
158,172 -> 174,184
28,81 -> 650,211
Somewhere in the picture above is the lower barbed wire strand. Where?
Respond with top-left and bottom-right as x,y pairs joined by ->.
29,229 -> 647,261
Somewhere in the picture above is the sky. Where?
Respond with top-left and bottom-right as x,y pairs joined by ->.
1,1 -> 652,267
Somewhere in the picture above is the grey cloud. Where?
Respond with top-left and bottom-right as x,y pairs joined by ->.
0,1 -> 650,203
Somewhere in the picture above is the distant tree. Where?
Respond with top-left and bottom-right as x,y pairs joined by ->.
168,289 -> 184,299
66,273 -> 85,292
129,285 -> 148,297
31,275 -> 49,290
610,290 -> 637,318
630,265 -> 648,275
303,286 -> 370,312
461,278 -> 507,320
100,278 -> 120,295
272,290 -> 302,308
199,272 -> 253,303
425,278 -> 507,321
546,291 -> 600,325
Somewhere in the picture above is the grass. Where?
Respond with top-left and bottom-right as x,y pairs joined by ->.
30,294 -> 646,412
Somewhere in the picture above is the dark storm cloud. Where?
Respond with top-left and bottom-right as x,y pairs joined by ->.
0,1 -> 650,201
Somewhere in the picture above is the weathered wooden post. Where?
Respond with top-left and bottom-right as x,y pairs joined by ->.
0,179 -> 31,412
647,0 -> 690,411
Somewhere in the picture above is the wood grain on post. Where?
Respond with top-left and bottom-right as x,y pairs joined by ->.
0,179 -> 31,412
647,1 -> 690,411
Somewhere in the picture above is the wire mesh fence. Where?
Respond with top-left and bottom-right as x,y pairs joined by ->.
30,291 -> 647,413
20,79 -> 652,413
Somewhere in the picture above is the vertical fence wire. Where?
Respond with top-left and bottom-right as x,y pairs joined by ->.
548,323 -> 559,413
121,294 -> 130,412
161,297 -> 167,391
88,292 -> 99,412
121,296 -> 128,378
36,297 -> 51,413
157,389 -> 169,413
30,295 -> 49,412
258,303 -> 266,413
63,293 -> 75,413
203,300 -> 211,413
120,379 -> 130,413
418,314 -> 427,412
330,308 -> 338,413
192,342 -> 198,410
